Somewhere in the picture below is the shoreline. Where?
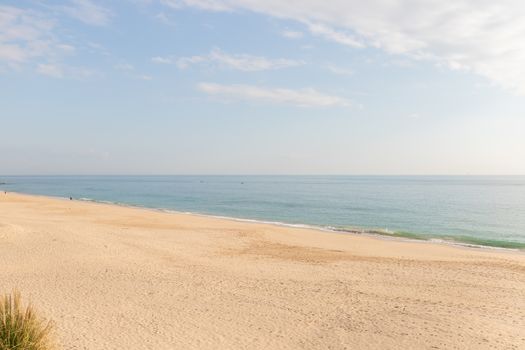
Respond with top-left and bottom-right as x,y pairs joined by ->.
1,191 -> 524,349
4,190 -> 525,254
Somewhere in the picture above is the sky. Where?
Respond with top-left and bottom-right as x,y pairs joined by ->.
1,0 -> 524,175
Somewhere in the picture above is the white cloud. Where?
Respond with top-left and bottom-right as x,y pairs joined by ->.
153,48 -> 303,71
163,0 -> 525,94
37,63 -> 63,78
57,44 -> 76,53
115,62 -> 135,70
155,12 -> 176,26
60,0 -> 112,26
152,55 -> 206,67
36,63 -> 99,79
282,30 -> 303,39
306,22 -> 364,48
0,44 -> 26,63
176,54 -> 207,69
0,5 -> 99,78
198,82 -> 352,107
0,6 -> 56,65
161,0 -> 233,11
72,67 -> 100,79
151,56 -> 173,64
325,64 -> 353,76
114,62 -> 152,80
207,49 -> 303,71
137,74 -> 153,80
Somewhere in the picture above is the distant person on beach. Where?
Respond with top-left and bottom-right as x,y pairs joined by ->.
70,197 -> 72,200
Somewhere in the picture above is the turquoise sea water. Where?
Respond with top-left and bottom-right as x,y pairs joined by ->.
1,176 -> 524,249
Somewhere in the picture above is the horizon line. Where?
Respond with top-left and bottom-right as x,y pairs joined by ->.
2,174 -> 524,177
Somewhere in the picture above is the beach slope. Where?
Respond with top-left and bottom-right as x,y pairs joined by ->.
1,193 -> 524,349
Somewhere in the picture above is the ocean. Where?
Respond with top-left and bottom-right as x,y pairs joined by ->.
1,175 -> 524,249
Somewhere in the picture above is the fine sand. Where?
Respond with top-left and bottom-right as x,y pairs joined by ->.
1,192 -> 524,349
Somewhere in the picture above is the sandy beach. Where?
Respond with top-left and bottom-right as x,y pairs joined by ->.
0,192 -> 524,349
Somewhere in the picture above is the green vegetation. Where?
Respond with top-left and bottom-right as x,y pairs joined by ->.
0,291 -> 56,350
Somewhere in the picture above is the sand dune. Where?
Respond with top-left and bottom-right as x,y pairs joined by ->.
1,193 -> 524,349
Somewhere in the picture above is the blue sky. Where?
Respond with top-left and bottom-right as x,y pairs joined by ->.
1,0 -> 524,175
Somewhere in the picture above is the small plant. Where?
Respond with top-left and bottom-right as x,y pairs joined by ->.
0,291 -> 56,350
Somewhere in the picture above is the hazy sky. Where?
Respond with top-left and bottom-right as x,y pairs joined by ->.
1,0 -> 524,175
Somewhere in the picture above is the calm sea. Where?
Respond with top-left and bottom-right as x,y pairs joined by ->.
1,176 -> 524,249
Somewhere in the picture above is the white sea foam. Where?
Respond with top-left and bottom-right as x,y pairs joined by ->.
5,174 -> 525,251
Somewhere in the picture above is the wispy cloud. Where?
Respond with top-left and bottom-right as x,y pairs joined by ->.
206,49 -> 304,71
154,12 -> 176,26
325,64 -> 353,76
151,56 -> 173,64
114,62 -> 135,71
175,54 -> 207,69
0,4 -> 83,78
137,74 -> 153,80
198,82 -> 352,108
114,61 -> 153,80
152,48 -> 304,71
160,0 -> 233,12
37,63 -> 63,78
60,0 -> 112,26
0,5 -> 103,78
282,30 -> 303,39
36,62 -> 99,80
0,6 -> 56,66
164,0 -> 525,95
306,22 -> 364,48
